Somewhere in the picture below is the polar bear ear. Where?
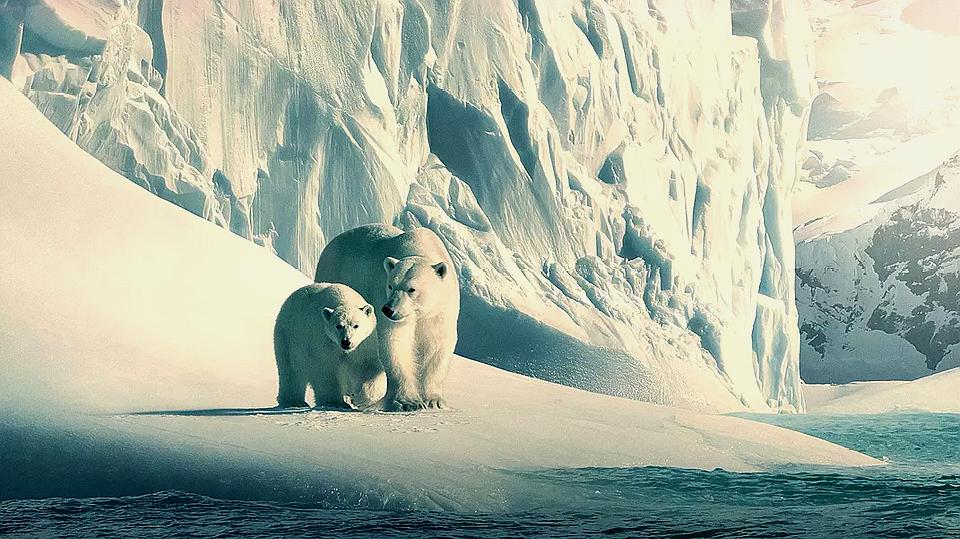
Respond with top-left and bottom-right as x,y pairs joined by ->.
361,304 -> 373,316
383,256 -> 400,272
432,262 -> 448,279
322,307 -> 335,320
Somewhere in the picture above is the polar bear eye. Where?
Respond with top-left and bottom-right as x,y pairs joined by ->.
408,288 -> 416,293
352,324 -> 359,329
336,323 -> 344,330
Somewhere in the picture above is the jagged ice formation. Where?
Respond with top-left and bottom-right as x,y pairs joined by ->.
4,0 -> 815,412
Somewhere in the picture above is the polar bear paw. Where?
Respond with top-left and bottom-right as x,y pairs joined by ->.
383,394 -> 426,412
424,396 -> 445,409
278,400 -> 310,409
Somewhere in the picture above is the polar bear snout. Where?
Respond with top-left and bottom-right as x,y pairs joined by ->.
380,305 -> 408,322
340,338 -> 353,350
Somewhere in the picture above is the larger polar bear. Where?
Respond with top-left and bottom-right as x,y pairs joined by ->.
315,224 -> 459,411
274,283 -> 385,409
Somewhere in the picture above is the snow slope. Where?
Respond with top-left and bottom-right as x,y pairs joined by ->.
6,0 -> 816,412
804,368 -> 960,414
0,79 -> 879,506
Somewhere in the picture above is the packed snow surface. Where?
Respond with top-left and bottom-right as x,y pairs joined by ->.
8,0 -> 817,412
0,79 -> 879,507
804,368 -> 960,414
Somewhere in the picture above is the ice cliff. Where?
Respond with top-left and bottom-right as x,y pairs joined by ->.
2,0 -> 815,412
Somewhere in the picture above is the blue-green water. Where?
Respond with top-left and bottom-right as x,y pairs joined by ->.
1,413 -> 958,538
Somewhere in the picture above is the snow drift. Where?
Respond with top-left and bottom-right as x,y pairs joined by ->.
804,368 -> 960,415
4,0 -> 816,412
0,78 -> 879,507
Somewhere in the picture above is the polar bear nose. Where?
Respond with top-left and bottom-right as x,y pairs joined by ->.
340,338 -> 352,350
381,305 -> 395,318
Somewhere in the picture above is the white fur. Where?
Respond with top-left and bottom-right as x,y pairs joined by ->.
315,224 -> 460,411
274,283 -> 385,409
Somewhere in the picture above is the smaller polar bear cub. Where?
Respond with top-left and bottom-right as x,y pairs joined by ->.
274,283 -> 385,409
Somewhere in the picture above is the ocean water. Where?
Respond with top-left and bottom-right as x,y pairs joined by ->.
1,413 -> 958,538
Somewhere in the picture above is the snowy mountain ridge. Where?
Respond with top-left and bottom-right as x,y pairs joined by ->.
2,0 -> 815,412
794,0 -> 960,382
797,154 -> 960,382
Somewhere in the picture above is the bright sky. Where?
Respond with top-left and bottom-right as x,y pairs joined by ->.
795,0 -> 960,234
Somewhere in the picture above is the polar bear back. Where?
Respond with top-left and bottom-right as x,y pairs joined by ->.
315,224 -> 457,310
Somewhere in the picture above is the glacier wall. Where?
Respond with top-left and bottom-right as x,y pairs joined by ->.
4,0 -> 815,412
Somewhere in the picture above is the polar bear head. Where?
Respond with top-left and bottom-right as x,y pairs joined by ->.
322,302 -> 376,352
380,256 -> 450,322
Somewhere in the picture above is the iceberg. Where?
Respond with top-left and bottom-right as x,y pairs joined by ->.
805,368 -> 960,414
0,78 -> 878,506
4,0 -> 818,412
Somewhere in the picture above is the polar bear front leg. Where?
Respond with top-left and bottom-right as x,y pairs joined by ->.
310,371 -> 352,410
421,362 -> 449,409
420,339 -> 453,409
339,353 -> 386,411
277,368 -> 309,408
378,327 -> 425,412
275,339 -> 309,408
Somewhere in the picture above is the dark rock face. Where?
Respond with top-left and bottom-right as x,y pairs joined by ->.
796,156 -> 960,382
865,176 -> 960,370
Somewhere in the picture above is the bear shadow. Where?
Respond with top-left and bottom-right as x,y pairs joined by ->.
119,406 -> 331,417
